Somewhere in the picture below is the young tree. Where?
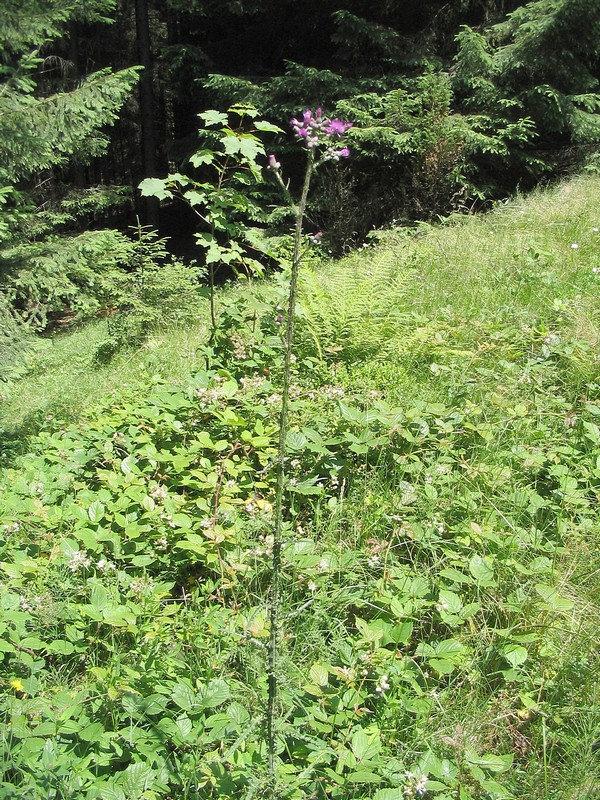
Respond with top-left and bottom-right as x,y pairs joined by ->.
0,0 -> 140,332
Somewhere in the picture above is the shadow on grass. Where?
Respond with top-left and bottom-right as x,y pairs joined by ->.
0,407 -> 62,465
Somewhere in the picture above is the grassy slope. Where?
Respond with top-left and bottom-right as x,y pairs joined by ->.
1,174 -> 600,798
3,175 -> 599,435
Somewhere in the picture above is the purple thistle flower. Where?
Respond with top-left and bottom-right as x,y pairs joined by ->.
291,108 -> 353,152
325,119 -> 353,137
323,146 -> 351,162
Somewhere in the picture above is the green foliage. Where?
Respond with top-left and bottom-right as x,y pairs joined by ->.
0,298 -> 34,383
200,1 -> 600,231
296,253 -> 413,362
491,0 -> 600,142
95,226 -> 206,360
140,105 -> 281,333
0,0 -> 139,348
0,67 -> 141,181
1,229 -> 130,330
0,0 -> 139,182
2,149 -> 600,800
340,64 -> 537,221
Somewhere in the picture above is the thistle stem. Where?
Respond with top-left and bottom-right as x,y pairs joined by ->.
266,147 -> 315,795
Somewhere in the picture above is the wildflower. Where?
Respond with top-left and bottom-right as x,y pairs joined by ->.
267,153 -> 281,171
20,596 -> 32,611
129,576 -> 155,596
3,522 -> 20,534
571,242 -> 579,249
263,534 -> 275,556
317,558 -> 330,572
593,227 -> 599,232
593,266 -> 599,273
324,146 -> 350,162
309,231 -> 323,245
68,550 -> 91,572
96,558 -> 116,572
307,580 -> 318,592
324,119 -> 352,137
290,108 -> 352,151
10,678 -> 24,693
229,332 -> 247,360
150,484 -> 168,502
403,771 -> 428,797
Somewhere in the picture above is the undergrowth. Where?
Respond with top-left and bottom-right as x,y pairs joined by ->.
1,174 -> 599,798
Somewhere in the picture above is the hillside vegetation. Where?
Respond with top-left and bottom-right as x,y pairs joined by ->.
1,174 -> 600,799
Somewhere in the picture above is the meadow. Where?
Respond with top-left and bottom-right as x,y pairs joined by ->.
1,174 -> 599,799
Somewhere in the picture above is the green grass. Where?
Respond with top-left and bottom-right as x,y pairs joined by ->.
3,174 -> 599,434
0,318 -> 210,457
1,174 -> 600,798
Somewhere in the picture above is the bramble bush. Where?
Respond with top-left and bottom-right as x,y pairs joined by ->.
2,309 -> 598,797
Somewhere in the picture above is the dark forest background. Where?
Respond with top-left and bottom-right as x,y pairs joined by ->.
1,0 -> 600,343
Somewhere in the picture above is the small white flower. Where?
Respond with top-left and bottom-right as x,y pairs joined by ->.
68,550 -> 91,572
403,771 -> 428,798
129,576 -> 154,596
150,484 -> 168,501
593,267 -> 599,273
307,580 -> 318,592
592,227 -> 599,232
3,522 -> 20,534
571,242 -> 579,249
96,558 -> 116,572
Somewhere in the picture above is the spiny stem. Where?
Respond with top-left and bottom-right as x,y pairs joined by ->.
266,148 -> 315,796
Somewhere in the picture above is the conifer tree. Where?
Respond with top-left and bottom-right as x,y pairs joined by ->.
491,0 -> 600,145
0,1 -> 139,333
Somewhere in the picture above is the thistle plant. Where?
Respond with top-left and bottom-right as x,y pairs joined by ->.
265,106 -> 352,795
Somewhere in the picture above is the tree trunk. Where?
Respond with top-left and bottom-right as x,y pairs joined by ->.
135,0 -> 159,226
